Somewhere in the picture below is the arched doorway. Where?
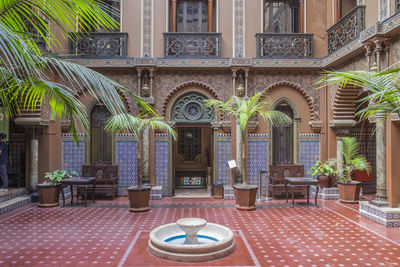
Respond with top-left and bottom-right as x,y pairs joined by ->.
90,104 -> 112,164
170,92 -> 214,195
272,101 -> 294,164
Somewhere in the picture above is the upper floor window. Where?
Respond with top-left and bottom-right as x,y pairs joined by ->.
264,0 -> 299,33
169,0 -> 216,32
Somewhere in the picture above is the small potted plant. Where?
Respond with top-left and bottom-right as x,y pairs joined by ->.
105,113 -> 176,212
337,137 -> 371,203
309,159 -> 337,188
37,169 -> 72,208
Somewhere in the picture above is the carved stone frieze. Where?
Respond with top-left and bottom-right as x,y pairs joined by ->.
142,0 -> 153,57
248,70 -> 320,121
156,70 -> 232,114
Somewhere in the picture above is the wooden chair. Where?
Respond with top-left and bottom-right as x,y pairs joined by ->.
267,164 -> 307,198
78,165 -> 119,199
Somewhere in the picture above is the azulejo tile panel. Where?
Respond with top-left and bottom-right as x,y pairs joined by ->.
248,134 -> 269,186
62,133 -> 85,175
116,134 -> 138,193
155,133 -> 168,195
217,134 -> 231,185
299,133 -> 320,176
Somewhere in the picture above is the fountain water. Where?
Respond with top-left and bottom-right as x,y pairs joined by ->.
148,218 -> 235,262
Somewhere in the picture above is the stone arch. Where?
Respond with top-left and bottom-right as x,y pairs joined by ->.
162,81 -> 222,120
261,81 -> 315,121
332,84 -> 361,121
271,97 -> 300,120
77,87 -> 134,115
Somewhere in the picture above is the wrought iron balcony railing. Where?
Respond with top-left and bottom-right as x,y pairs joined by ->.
163,32 -> 222,58
69,32 -> 128,58
327,6 -> 365,54
256,33 -> 314,58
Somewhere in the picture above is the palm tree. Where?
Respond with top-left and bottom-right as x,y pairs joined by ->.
0,0 -> 154,141
204,93 -> 292,184
105,113 -> 177,188
319,69 -> 400,120
339,137 -> 371,183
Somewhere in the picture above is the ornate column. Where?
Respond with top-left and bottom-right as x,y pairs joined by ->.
208,0 -> 213,32
299,0 -> 304,33
211,122 -> 220,184
235,119 -> 242,184
374,37 -> 384,72
171,0 -> 177,32
364,41 -> 374,71
336,137 -> 343,175
379,0 -> 390,21
373,111 -> 388,204
142,127 -> 150,185
30,137 -> 39,201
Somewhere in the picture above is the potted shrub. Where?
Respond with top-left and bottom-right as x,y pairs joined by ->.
309,160 -> 337,188
337,137 -> 371,203
37,169 -> 72,208
106,113 -> 176,212
205,93 -> 291,211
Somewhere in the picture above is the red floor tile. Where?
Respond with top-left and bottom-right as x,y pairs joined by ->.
0,197 -> 399,266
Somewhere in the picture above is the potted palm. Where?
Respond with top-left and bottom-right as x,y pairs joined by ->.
37,169 -> 72,207
106,113 -> 176,212
337,137 -> 371,203
205,93 -> 291,211
309,160 -> 337,188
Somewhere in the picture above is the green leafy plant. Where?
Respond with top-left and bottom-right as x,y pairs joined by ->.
338,137 -> 371,183
309,160 -> 337,177
44,169 -> 73,184
204,93 -> 292,184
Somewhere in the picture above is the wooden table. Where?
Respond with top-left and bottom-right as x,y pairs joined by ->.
61,177 -> 96,207
284,177 -> 319,207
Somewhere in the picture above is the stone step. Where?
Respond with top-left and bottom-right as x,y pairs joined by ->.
0,195 -> 31,215
0,188 -> 29,203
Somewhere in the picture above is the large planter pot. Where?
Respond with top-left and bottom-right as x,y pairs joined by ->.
37,183 -> 62,208
128,186 -> 151,212
353,162 -> 374,182
317,176 -> 334,189
337,181 -> 362,204
233,184 -> 258,211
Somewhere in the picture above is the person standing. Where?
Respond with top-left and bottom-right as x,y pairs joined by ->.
0,133 -> 8,192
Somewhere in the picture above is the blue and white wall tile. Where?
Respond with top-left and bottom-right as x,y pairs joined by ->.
116,134 -> 138,195
299,133 -> 320,175
155,133 -> 169,196
217,134 -> 231,185
248,134 -> 269,186
62,133 -> 85,175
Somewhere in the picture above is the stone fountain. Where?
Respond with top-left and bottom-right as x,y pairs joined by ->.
148,218 -> 234,262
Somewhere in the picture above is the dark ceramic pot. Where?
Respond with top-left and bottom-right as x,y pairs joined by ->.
128,186 -> 151,212
37,183 -> 62,208
233,184 -> 258,211
337,181 -> 362,204
318,176 -> 334,189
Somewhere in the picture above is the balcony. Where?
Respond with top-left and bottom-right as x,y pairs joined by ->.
327,6 -> 365,54
69,32 -> 128,58
256,33 -> 314,58
163,32 -> 222,58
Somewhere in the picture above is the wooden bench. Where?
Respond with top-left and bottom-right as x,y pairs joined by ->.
268,164 -> 307,198
77,165 -> 118,199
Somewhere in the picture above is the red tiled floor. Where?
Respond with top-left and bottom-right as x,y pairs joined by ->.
0,197 -> 399,266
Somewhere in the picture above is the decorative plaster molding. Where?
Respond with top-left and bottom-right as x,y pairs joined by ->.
142,0 -> 153,57
309,121 -> 322,133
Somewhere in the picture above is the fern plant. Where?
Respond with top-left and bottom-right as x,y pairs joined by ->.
339,137 -> 371,183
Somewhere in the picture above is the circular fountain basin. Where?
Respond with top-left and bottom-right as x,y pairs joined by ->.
148,218 -> 235,262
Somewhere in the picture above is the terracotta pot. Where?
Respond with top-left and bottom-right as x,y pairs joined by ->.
37,184 -> 62,208
318,176 -> 333,189
337,181 -> 362,204
128,186 -> 151,212
233,184 -> 258,211
353,162 -> 374,182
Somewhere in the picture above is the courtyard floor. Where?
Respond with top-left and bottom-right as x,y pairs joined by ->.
0,196 -> 399,266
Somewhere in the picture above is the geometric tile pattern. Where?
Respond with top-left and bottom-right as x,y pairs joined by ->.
248,134 -> 268,186
155,134 -> 168,196
310,186 -> 340,200
217,134 -> 231,185
359,201 -> 400,228
299,133 -> 320,176
62,133 -> 85,175
1,198 -> 400,266
116,134 -> 138,195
